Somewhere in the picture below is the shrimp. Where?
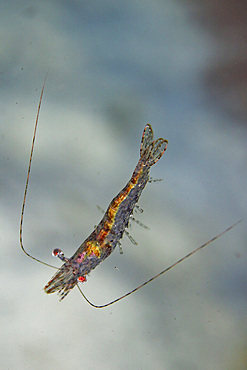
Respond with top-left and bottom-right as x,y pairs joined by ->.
20,78 -> 241,308
44,123 -> 167,300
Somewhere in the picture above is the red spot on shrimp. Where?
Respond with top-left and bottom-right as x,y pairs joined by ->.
78,276 -> 87,283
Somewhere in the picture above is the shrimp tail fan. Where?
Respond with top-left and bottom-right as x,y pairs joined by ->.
140,124 -> 168,166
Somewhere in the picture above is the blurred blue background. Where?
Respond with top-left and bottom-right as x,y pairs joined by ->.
1,1 -> 246,369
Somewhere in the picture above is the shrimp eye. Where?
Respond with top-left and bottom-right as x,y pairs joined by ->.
52,248 -> 65,260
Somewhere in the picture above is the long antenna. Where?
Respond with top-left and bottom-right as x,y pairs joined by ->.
19,74 -> 57,269
76,220 -> 241,308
